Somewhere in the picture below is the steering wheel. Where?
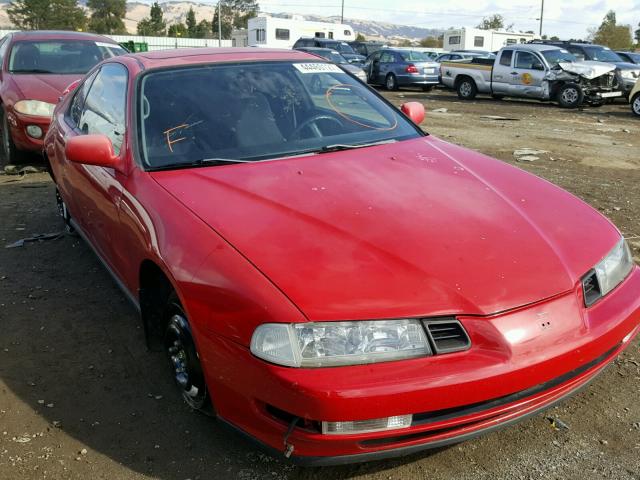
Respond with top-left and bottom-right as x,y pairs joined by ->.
290,114 -> 344,140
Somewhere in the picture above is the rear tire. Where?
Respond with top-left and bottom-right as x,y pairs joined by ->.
557,83 -> 583,109
456,77 -> 477,100
385,74 -> 398,91
631,93 -> 640,117
164,294 -> 212,414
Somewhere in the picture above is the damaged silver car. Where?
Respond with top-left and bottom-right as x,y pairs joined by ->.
440,44 -> 622,108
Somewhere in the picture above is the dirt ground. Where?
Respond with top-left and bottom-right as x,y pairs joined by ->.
1,88 -> 639,480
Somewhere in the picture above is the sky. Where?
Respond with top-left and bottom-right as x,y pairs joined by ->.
255,0 -> 640,39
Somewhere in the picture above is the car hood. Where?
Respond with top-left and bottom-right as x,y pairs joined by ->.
556,61 -> 616,79
8,73 -> 82,104
341,63 -> 365,75
152,136 -> 620,321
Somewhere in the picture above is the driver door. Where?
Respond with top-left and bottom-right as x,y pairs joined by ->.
508,51 -> 546,98
62,63 -> 129,275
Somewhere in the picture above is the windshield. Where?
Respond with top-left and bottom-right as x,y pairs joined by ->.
317,50 -> 347,64
138,62 -> 422,169
399,51 -> 433,62
9,40 -> 126,74
582,46 -> 623,62
542,49 -> 577,67
624,52 -> 640,63
333,42 -> 356,54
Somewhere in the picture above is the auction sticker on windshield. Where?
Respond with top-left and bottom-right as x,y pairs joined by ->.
294,63 -> 343,74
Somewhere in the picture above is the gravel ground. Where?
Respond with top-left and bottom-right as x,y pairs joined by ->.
0,87 -> 639,480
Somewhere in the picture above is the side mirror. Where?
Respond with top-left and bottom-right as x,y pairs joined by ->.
65,134 -> 123,172
401,102 -> 425,125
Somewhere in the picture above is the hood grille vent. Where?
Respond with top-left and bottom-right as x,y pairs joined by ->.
424,320 -> 471,354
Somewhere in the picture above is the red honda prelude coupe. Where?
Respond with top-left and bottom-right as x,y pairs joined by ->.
44,48 -> 640,465
0,30 -> 126,164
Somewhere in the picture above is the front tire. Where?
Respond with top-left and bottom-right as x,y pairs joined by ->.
164,294 -> 211,413
456,77 -> 477,100
557,83 -> 583,109
385,74 -> 398,91
0,107 -> 21,166
55,188 -> 75,234
422,85 -> 433,92
631,93 -> 640,117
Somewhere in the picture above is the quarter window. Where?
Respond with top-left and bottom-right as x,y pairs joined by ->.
499,49 -> 513,66
77,63 -> 127,155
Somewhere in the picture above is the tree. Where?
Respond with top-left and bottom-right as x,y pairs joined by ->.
635,22 -> 640,45
186,6 -> 197,37
212,0 -> 258,39
591,10 -> 632,50
355,32 -> 365,42
168,22 -> 187,37
87,0 -> 127,34
137,2 -> 166,36
476,14 -> 513,31
419,36 -> 442,48
195,19 -> 212,38
397,39 -> 413,47
8,0 -> 86,30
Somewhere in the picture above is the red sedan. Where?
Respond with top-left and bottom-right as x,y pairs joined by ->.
44,48 -> 640,465
0,30 -> 125,164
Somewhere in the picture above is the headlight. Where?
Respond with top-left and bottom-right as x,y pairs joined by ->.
250,319 -> 431,367
621,70 -> 640,80
582,237 -> 634,306
14,100 -> 56,117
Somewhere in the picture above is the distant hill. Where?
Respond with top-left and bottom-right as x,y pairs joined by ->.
0,1 -> 446,41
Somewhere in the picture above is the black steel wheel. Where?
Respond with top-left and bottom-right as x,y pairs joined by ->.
164,295 -> 211,412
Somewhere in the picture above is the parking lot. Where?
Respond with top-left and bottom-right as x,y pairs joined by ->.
1,87 -> 639,480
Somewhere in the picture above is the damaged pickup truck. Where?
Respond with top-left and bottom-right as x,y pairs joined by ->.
440,44 -> 622,108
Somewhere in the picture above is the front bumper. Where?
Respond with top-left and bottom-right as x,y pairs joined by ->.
197,267 -> 640,465
6,110 -> 51,152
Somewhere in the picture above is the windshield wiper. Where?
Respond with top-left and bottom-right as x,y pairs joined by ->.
319,139 -> 397,153
148,157 -> 249,171
10,69 -> 55,74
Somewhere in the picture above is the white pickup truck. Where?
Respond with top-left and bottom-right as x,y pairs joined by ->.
440,44 -> 622,108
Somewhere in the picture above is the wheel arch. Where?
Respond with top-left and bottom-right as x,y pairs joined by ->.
139,258 -> 180,350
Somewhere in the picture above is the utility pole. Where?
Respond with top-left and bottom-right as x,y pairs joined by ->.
341,0 -> 344,24
539,0 -> 544,36
218,0 -> 222,47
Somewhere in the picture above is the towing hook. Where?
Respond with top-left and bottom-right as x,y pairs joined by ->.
283,417 -> 300,459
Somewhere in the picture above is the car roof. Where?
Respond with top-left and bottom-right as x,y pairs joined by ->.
130,47 -> 319,69
10,30 -> 117,43
506,44 -> 567,53
297,47 -> 335,53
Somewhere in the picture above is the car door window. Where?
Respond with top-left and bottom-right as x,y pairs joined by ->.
380,52 -> 393,63
78,63 -> 127,155
68,69 -> 99,127
514,51 -> 539,69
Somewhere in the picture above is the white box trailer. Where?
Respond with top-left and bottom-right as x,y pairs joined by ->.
443,28 -> 537,52
247,15 -> 355,49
